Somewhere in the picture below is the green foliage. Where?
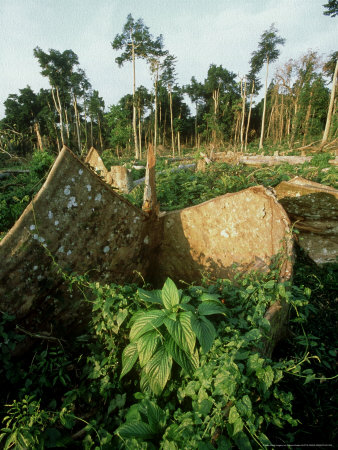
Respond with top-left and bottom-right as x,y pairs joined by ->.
121,278 -> 225,395
0,150 -> 54,232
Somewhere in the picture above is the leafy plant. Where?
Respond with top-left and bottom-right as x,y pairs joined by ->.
120,278 -> 226,395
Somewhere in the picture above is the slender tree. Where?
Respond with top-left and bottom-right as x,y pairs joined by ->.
321,52 -> 338,147
161,54 -> 177,156
112,14 -> 162,159
250,24 -> 285,150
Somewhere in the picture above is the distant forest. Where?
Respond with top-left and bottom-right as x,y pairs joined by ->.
1,8 -> 337,159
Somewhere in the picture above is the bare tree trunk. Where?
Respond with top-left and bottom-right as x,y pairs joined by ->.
98,115 -> 103,151
259,57 -> 269,150
154,64 -> 159,155
302,90 -> 313,146
52,86 -> 64,149
169,88 -> 175,156
73,93 -> 82,154
240,77 -> 247,151
90,117 -> 93,147
131,41 -> 139,159
64,108 -> 70,142
138,107 -> 142,160
34,122 -> 43,151
245,81 -> 255,152
321,59 -> 338,148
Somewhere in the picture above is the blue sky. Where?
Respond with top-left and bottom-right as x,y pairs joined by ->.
0,0 -> 336,117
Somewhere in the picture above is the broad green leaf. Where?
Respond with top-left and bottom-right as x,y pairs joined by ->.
139,399 -> 166,431
233,417 -> 244,435
264,280 -> 275,290
164,312 -> 196,354
236,395 -> 252,418
190,315 -> 216,353
143,346 -> 172,395
164,317 -> 189,353
198,301 -> 226,316
228,405 -> 240,424
130,310 -> 167,341
234,431 -> 253,450
138,288 -> 163,305
116,421 -> 154,439
179,311 -> 196,353
120,342 -> 138,378
244,328 -> 261,341
162,278 -> 180,310
137,330 -> 160,367
165,336 -> 199,375
199,292 -> 221,302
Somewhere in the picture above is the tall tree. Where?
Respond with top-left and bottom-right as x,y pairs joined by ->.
161,54 -> 177,155
250,24 -> 285,149
33,47 -> 91,152
321,52 -> 338,147
112,14 -> 162,159
184,77 -> 204,147
148,36 -> 167,155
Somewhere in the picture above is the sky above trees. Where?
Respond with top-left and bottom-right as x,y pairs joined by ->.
0,0 -> 336,118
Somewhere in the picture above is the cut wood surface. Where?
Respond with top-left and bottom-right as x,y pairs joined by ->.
0,146 -> 293,351
275,176 -> 338,265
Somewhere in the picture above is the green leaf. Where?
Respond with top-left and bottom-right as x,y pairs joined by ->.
233,417 -> 244,435
236,395 -> 252,418
243,328 -> 261,341
130,310 -> 167,341
165,336 -> 199,375
143,346 -> 172,395
137,330 -> 160,368
116,421 -> 154,439
198,301 -> 226,316
264,280 -> 275,290
199,292 -> 221,302
138,288 -> 163,305
228,406 -> 240,424
164,312 -> 196,354
140,399 -> 166,431
162,278 -> 180,310
120,342 -> 138,378
190,315 -> 216,353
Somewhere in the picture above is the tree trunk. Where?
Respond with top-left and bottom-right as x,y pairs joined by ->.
98,115 -> 103,151
138,107 -> 142,160
34,122 -> 43,151
240,78 -> 247,151
131,41 -> 139,159
321,59 -> 338,148
51,86 -> 64,149
169,88 -> 175,157
154,64 -> 159,155
245,81 -> 255,151
73,93 -> 82,154
259,57 -> 269,150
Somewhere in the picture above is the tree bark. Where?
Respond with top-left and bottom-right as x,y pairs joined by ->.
321,58 -> 338,148
131,41 -> 139,159
169,87 -> 175,156
34,122 -> 43,151
245,81 -> 255,151
259,57 -> 269,150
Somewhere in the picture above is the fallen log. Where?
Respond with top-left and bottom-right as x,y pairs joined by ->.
205,153 -> 338,167
0,169 -> 30,180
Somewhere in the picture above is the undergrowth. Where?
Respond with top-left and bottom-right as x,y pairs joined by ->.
0,257 -> 337,448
